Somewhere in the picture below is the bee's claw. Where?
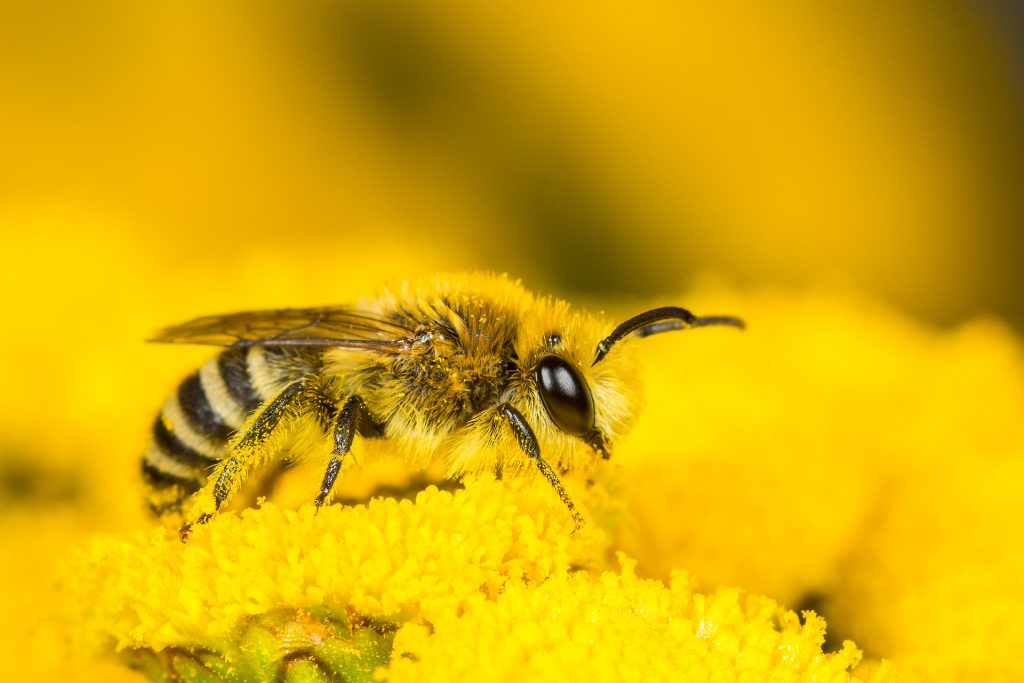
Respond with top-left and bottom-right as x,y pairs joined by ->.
585,429 -> 611,460
178,512 -> 213,543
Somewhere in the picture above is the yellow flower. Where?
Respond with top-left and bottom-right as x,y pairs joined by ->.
66,477 -> 606,652
387,562 -> 892,683
65,478 -> 889,683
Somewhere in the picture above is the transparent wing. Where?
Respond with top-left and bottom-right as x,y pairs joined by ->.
149,305 -> 415,351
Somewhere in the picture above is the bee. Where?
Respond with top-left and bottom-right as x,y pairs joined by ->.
142,273 -> 743,540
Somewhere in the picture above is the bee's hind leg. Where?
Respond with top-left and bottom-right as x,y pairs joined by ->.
314,396 -> 377,511
179,380 -> 307,542
497,403 -> 584,531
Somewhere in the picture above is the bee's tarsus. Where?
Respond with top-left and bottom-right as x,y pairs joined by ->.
314,459 -> 340,511
585,429 -> 611,460
178,512 -> 214,543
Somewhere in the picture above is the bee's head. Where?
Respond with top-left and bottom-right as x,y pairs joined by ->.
526,306 -> 743,458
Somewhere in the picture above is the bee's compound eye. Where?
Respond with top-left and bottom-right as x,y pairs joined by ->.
534,355 -> 595,437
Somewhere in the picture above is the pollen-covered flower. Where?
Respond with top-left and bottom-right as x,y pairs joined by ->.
67,477 -> 606,652
386,561 -> 893,683
66,477 -> 891,683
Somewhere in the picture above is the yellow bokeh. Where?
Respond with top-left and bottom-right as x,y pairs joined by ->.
2,2 -> 1021,319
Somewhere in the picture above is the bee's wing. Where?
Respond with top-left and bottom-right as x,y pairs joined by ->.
149,306 -> 415,352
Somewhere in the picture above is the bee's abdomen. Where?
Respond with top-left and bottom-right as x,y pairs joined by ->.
143,348 -> 265,514
217,347 -> 264,415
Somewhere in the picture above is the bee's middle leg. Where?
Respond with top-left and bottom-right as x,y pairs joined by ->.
497,403 -> 584,531
314,395 -> 376,510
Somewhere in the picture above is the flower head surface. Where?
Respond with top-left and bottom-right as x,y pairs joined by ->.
387,560 -> 892,683
67,477 -> 890,683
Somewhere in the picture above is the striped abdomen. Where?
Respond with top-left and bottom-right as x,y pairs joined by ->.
142,348 -> 267,514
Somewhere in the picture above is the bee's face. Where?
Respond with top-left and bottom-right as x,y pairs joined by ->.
515,321 -> 623,460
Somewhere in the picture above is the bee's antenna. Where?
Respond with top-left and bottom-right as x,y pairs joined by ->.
592,306 -> 744,365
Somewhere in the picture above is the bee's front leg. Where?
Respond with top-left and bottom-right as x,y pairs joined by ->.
496,403 -> 584,531
179,380 -> 307,542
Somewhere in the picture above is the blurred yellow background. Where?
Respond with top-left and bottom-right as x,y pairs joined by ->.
4,1 -> 1022,318
1,1 -> 1022,680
